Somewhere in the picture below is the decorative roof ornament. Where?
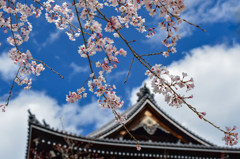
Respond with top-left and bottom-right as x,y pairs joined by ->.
132,115 -> 170,135
137,84 -> 155,102
42,119 -> 50,128
27,109 -> 42,125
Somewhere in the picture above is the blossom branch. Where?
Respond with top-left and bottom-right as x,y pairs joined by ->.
157,1 -> 206,32
32,59 -> 64,79
73,1 -> 140,147
0,66 -> 21,112
124,56 -> 134,84
73,0 -> 94,74
96,5 -> 237,144
139,51 -> 164,57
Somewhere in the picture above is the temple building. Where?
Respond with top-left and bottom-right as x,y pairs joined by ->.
26,85 -> 240,158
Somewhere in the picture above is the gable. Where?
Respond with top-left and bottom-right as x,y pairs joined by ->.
88,96 -> 212,146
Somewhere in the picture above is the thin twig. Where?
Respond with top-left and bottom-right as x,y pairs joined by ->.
32,59 -> 64,79
73,0 -> 94,74
140,51 -> 163,57
181,18 -> 206,32
124,56 -> 134,84
4,66 -> 21,108
157,1 -> 206,32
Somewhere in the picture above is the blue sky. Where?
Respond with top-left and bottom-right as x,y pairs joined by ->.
0,0 -> 240,158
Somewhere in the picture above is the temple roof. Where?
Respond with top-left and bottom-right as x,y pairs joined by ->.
88,85 -> 212,146
26,85 -> 240,158
26,114 -> 240,159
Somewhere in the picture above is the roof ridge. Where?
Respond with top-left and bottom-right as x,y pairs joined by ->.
87,94 -> 151,138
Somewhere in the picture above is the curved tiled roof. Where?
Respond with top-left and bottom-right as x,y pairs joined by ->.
26,86 -> 240,158
87,93 -> 213,146
26,118 -> 240,157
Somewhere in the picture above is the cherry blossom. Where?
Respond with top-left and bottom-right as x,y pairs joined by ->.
198,112 -> 206,119
223,126 -> 239,146
145,64 -> 194,107
115,114 -> 127,123
66,87 -> 87,103
136,144 -> 141,151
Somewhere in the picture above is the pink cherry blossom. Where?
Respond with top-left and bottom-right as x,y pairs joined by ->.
136,144 -> 141,151
223,126 -> 239,146
146,64 -> 194,107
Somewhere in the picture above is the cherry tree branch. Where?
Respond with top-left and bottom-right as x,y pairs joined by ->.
157,1 -> 206,32
124,56 -> 134,84
139,51 -> 164,57
2,66 -> 21,111
95,7 -> 231,137
72,1 -> 141,146
32,59 -> 64,79
73,0 -> 94,74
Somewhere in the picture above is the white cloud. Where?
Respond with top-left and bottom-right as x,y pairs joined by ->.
179,0 -> 240,37
130,43 -> 240,146
0,52 -> 18,81
60,99 -> 113,129
69,62 -> 89,80
42,30 -> 62,47
178,0 -> 240,37
0,91 -> 61,159
106,70 -> 128,82
0,90 -> 112,159
70,62 -> 89,74
146,0 -> 240,43
183,0 -> 240,23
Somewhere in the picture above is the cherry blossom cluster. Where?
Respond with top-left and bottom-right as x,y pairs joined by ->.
42,0 -> 81,41
75,0 -> 186,54
44,1 -> 74,30
8,48 -> 45,89
145,64 -> 194,107
222,126 -> 239,146
1,1 -> 43,44
15,77 -> 32,90
66,87 -> 87,103
78,33 -> 104,58
105,2 -> 146,34
104,0 -> 186,54
66,71 -> 123,111
105,0 -> 147,33
0,0 -> 46,92
54,143 -> 73,158
98,90 -> 124,110
75,0 -> 103,21
78,33 -> 127,73
87,72 -> 124,110
156,0 -> 186,55
85,20 -> 102,34
38,0 -> 187,85
105,16 -> 121,32
115,113 -> 127,123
